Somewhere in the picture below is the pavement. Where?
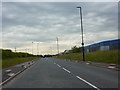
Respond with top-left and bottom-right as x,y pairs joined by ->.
2,58 -> 119,89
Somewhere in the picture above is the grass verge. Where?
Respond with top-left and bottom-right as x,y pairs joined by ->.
55,50 -> 119,64
1,57 -> 39,69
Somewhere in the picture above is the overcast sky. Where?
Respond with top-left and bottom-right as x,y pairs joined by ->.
2,2 -> 118,55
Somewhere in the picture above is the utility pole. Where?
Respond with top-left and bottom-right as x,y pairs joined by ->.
28,49 -> 29,54
37,43 -> 39,56
25,49 -> 27,57
32,42 -> 33,55
49,47 -> 52,55
15,47 -> 16,52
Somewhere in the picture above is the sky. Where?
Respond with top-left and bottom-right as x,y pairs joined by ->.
1,1 -> 118,55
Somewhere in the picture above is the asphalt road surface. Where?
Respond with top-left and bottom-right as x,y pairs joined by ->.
2,58 -> 119,89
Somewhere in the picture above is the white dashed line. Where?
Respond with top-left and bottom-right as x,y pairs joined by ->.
57,64 -> 61,67
53,62 -> 99,89
62,68 -> 71,73
76,76 -> 100,90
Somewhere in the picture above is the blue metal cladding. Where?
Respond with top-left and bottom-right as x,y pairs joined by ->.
85,39 -> 120,53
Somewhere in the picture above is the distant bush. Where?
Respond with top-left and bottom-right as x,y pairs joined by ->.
44,55 -> 53,57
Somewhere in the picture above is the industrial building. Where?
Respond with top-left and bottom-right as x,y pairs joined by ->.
84,39 -> 120,53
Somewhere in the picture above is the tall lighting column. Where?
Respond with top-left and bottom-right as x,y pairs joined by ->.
76,6 -> 85,61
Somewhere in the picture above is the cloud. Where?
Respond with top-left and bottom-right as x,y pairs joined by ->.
2,2 -> 118,54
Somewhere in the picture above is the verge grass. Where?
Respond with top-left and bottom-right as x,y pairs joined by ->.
56,50 -> 119,64
2,57 -> 39,69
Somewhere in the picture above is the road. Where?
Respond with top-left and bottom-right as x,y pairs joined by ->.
2,58 -> 119,89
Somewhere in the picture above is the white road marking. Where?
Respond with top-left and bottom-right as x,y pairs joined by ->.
62,68 -> 71,73
76,76 -> 100,90
5,69 -> 12,73
107,66 -> 115,69
53,61 -> 99,89
86,63 -> 90,65
57,64 -> 61,67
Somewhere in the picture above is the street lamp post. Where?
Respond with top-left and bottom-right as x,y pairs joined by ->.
56,37 -> 59,56
76,6 -> 85,61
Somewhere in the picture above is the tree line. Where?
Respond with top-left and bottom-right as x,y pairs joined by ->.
2,49 -> 42,59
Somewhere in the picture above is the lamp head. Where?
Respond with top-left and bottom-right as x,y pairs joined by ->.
76,6 -> 81,8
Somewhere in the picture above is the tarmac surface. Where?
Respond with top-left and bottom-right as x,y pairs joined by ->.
2,58 -> 119,89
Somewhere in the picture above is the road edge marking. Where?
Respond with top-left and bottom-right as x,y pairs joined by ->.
0,70 -> 22,87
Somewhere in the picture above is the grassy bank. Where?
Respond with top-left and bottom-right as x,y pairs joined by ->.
56,50 -> 119,64
2,57 -> 39,69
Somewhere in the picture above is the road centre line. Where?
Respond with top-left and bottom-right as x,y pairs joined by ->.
57,64 -> 61,67
62,68 -> 71,73
53,62 -> 99,89
76,76 -> 100,90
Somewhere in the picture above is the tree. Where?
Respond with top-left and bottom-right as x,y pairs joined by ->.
71,46 -> 82,53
